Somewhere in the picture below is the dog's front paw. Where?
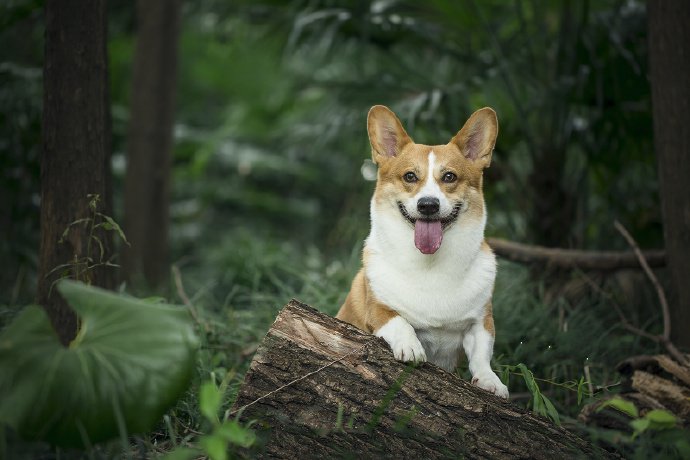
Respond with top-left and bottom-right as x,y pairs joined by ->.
472,370 -> 509,399
375,316 -> 427,363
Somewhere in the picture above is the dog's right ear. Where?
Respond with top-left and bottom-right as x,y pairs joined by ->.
367,105 -> 412,163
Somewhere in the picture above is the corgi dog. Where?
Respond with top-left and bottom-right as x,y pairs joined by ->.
336,105 -> 508,398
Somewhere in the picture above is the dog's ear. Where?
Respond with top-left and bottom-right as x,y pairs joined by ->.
367,105 -> 413,163
451,107 -> 498,168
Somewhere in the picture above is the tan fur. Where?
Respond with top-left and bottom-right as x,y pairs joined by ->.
483,302 -> 495,337
338,251 -> 400,334
480,240 -> 496,337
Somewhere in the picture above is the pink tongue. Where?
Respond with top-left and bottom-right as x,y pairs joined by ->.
414,220 -> 443,254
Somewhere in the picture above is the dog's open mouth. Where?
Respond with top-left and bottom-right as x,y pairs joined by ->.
397,202 -> 462,255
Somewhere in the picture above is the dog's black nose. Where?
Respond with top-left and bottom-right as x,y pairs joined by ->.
417,197 -> 440,216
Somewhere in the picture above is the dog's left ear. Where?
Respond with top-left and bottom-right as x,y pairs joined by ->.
450,107 -> 498,168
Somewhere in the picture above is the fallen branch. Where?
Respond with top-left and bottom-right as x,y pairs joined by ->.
232,300 -> 614,459
487,237 -> 666,270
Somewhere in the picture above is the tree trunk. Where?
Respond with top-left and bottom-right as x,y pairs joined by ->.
37,0 -> 113,346
232,300 -> 613,459
122,0 -> 180,287
648,1 -> 690,351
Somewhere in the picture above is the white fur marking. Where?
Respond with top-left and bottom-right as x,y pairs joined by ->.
376,316 -> 427,363
418,151 -> 441,197
405,151 -> 453,217
464,323 -> 508,398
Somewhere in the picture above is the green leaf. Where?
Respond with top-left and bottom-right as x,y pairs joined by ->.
97,213 -> 130,245
200,434 -> 227,460
0,280 -> 199,448
217,420 -> 256,448
541,394 -> 561,425
630,418 -> 650,437
517,363 -> 538,395
644,409 -> 678,429
597,397 -> 639,418
200,381 -> 222,424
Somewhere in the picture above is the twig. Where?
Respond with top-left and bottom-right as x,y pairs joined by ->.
613,221 -> 670,339
171,264 -> 202,327
613,221 -> 689,367
228,344 -> 368,417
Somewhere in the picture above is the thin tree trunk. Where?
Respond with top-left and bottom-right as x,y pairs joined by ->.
122,0 -> 180,287
38,0 -> 113,345
648,0 -> 690,350
233,300 -> 613,459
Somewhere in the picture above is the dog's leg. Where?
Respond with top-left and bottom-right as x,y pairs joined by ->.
368,303 -> 427,363
462,314 -> 509,398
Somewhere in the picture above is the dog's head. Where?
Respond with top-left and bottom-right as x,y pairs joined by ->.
367,105 -> 498,255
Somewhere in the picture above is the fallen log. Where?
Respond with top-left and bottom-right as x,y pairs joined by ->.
486,237 -> 666,270
232,300 -> 613,459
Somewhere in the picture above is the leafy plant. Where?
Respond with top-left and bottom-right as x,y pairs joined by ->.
47,194 -> 129,292
597,397 -> 680,438
513,363 -> 562,425
0,280 -> 198,448
165,378 -> 257,460
595,397 -> 690,457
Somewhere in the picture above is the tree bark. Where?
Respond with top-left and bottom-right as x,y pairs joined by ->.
647,1 -> 690,351
38,0 -> 113,345
122,0 -> 180,287
233,300 -> 613,459
487,237 -> 666,271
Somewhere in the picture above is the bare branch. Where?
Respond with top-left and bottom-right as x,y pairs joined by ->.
171,265 -> 203,329
487,237 -> 666,270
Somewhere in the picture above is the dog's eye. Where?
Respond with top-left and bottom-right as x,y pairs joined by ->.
442,172 -> 458,183
403,172 -> 418,183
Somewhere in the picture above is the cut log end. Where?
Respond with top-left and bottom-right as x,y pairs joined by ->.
232,300 -> 613,459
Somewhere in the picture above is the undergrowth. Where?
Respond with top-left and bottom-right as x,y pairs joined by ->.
3,229 -> 684,458
122,226 -> 678,459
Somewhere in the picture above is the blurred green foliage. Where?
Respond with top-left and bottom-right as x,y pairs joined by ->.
0,281 -> 198,448
0,0 -> 661,304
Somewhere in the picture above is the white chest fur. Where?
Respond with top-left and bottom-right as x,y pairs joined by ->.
365,199 -> 496,367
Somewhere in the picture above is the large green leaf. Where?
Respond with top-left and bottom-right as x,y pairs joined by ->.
0,280 -> 199,447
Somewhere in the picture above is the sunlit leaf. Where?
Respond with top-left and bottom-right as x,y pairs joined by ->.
0,280 -> 199,447
644,409 -> 678,429
597,397 -> 639,418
